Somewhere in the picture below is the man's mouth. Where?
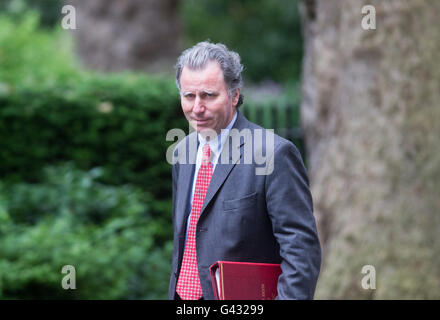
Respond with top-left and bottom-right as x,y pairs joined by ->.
193,118 -> 210,124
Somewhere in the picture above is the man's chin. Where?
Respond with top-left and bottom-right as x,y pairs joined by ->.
193,126 -> 219,140
190,121 -> 211,131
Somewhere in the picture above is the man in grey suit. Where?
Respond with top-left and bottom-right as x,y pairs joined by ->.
168,41 -> 321,300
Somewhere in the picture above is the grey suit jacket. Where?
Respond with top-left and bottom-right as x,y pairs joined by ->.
168,111 -> 321,300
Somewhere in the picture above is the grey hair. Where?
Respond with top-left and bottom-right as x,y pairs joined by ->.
175,41 -> 244,108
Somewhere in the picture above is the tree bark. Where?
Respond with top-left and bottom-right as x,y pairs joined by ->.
300,0 -> 440,298
69,0 -> 182,73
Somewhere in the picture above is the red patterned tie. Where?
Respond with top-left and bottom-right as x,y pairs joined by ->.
176,143 -> 213,300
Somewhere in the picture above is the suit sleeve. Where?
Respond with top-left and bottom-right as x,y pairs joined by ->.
265,140 -> 321,299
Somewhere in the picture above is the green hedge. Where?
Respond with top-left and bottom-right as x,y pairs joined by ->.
0,73 -> 187,299
0,71 -> 188,298
0,164 -> 172,299
0,74 -> 186,200
0,12 -> 184,299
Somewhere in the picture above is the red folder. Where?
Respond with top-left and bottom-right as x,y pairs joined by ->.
209,261 -> 282,300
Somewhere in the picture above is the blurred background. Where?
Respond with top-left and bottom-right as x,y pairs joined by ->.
0,0 -> 438,299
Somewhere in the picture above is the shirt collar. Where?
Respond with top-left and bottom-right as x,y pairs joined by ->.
197,111 -> 237,157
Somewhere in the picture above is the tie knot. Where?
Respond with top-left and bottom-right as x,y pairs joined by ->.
202,143 -> 211,163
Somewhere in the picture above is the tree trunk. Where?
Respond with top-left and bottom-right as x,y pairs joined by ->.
300,0 -> 440,298
69,0 -> 182,73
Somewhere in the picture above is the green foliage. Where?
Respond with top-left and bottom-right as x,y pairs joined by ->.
5,164 -> 143,226
0,11 -> 183,299
0,164 -> 172,299
0,72 -> 185,205
0,13 -> 80,87
0,71 -> 181,297
0,0 -> 63,28
181,0 -> 303,83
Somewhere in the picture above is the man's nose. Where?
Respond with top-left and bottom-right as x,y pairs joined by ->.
193,95 -> 205,113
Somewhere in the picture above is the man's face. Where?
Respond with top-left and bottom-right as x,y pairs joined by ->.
179,61 -> 239,135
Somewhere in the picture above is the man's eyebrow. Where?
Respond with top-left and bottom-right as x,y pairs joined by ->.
182,90 -> 217,96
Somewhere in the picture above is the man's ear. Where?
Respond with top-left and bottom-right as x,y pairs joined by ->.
232,88 -> 240,107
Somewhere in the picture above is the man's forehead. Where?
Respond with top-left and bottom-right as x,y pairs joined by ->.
184,59 -> 221,72
181,61 -> 225,84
